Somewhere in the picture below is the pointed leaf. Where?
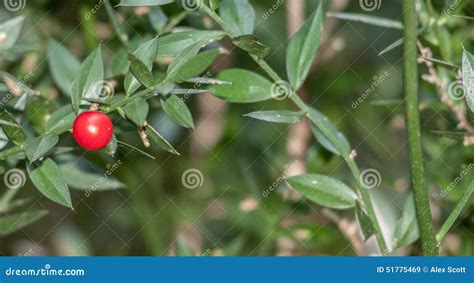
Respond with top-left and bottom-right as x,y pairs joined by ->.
26,133 -> 59,163
307,107 -> 351,157
46,105 -> 76,134
171,49 -> 219,83
232,35 -> 270,59
124,37 -> 158,95
328,13 -> 403,29
310,124 -> 339,156
286,174 -> 357,210
157,30 -> 225,56
145,123 -> 179,155
123,98 -> 149,126
161,95 -> 194,129
244,110 -> 304,124
165,42 -> 202,82
118,0 -> 174,6
462,49 -> 474,112
128,53 -> 155,88
71,47 -> 104,112
392,194 -> 419,249
355,201 -> 375,241
219,0 -> 255,36
0,110 -> 27,145
29,158 -> 72,208
208,69 -> 273,103
47,39 -> 81,97
0,16 -> 25,51
286,3 -> 324,90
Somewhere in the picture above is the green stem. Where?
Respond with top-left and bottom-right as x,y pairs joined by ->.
202,4 -> 389,253
101,89 -> 154,113
0,187 -> 19,212
403,0 -> 438,256
0,145 -> 24,160
436,181 -> 474,242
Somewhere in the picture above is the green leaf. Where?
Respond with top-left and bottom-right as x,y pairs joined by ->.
306,108 -> 351,157
244,110 -> 304,124
116,140 -> 156,159
355,201 -> 375,241
29,158 -> 72,208
157,30 -> 225,56
171,49 -> 219,83
328,13 -> 403,29
128,53 -> 155,88
118,0 -> 174,6
123,98 -> 149,126
0,110 -> 27,145
145,123 -> 179,155
0,210 -> 48,236
161,95 -> 194,129
46,105 -> 76,134
208,69 -> 273,103
392,194 -> 419,249
47,39 -> 81,97
286,174 -> 357,210
310,124 -> 339,156
462,49 -> 474,113
71,47 -> 104,112
26,133 -> 59,163
0,16 -> 25,51
232,35 -> 270,59
124,37 -> 159,95
57,155 -> 125,191
105,134 -> 118,156
165,42 -> 203,82
219,0 -> 255,36
209,0 -> 222,10
286,2 -> 324,90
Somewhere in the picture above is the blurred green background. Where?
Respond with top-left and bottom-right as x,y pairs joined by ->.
0,0 -> 473,256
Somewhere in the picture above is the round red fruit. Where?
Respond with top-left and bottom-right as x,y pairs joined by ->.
72,111 -> 113,151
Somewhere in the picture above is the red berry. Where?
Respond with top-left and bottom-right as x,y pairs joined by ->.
72,111 -> 113,151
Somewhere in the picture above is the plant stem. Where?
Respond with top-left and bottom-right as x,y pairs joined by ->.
202,4 -> 389,253
403,0 -> 438,255
0,145 -> 24,160
436,181 -> 474,242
